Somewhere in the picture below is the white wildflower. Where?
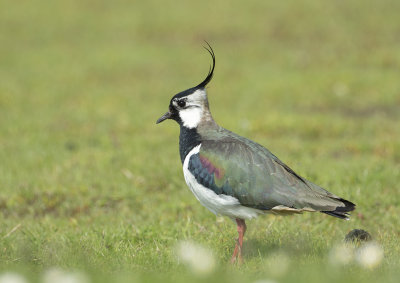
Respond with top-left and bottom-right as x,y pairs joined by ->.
356,242 -> 383,269
0,273 -> 28,283
176,240 -> 216,275
42,268 -> 90,283
329,244 -> 354,265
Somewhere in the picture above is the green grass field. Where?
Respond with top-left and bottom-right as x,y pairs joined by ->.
1,0 -> 400,282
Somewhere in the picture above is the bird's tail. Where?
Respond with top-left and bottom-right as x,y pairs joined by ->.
321,198 -> 356,220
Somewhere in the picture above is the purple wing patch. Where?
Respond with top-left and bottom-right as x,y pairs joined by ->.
199,154 -> 225,180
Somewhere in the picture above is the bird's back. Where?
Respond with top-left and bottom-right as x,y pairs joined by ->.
193,126 -> 355,218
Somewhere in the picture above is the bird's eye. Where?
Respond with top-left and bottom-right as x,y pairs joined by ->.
177,100 -> 186,108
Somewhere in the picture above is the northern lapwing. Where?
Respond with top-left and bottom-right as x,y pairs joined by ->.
156,44 -> 356,263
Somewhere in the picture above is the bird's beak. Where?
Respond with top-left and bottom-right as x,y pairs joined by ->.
156,111 -> 172,124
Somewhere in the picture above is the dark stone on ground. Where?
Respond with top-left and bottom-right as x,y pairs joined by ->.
345,229 -> 372,243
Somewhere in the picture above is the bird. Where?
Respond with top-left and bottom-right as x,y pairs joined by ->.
156,43 -> 356,263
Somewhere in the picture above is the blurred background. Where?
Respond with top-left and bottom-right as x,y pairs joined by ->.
0,0 -> 399,282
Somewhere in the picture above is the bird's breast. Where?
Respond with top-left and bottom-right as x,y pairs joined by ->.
182,144 -> 262,220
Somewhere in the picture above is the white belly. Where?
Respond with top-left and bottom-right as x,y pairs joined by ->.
182,144 -> 262,220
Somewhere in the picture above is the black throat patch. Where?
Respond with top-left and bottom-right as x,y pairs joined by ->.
179,125 -> 201,163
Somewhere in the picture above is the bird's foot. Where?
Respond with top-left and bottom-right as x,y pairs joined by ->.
230,254 -> 243,264
230,238 -> 243,264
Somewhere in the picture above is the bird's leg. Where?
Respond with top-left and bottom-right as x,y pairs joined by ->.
230,218 -> 247,263
231,241 -> 239,263
237,219 -> 247,262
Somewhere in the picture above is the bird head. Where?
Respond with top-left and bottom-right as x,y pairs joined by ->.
156,43 -> 215,129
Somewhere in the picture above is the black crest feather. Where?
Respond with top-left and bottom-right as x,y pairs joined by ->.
195,41 -> 216,89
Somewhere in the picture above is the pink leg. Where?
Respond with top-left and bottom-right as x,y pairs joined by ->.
230,218 -> 247,263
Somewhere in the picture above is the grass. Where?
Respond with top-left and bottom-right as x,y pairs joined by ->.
1,0 -> 400,282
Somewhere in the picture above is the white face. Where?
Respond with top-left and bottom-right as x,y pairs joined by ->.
172,89 -> 207,129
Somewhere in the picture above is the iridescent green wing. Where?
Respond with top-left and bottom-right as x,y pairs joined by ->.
189,131 -> 349,212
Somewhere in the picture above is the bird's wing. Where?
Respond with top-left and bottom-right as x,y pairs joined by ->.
188,131 -> 351,213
